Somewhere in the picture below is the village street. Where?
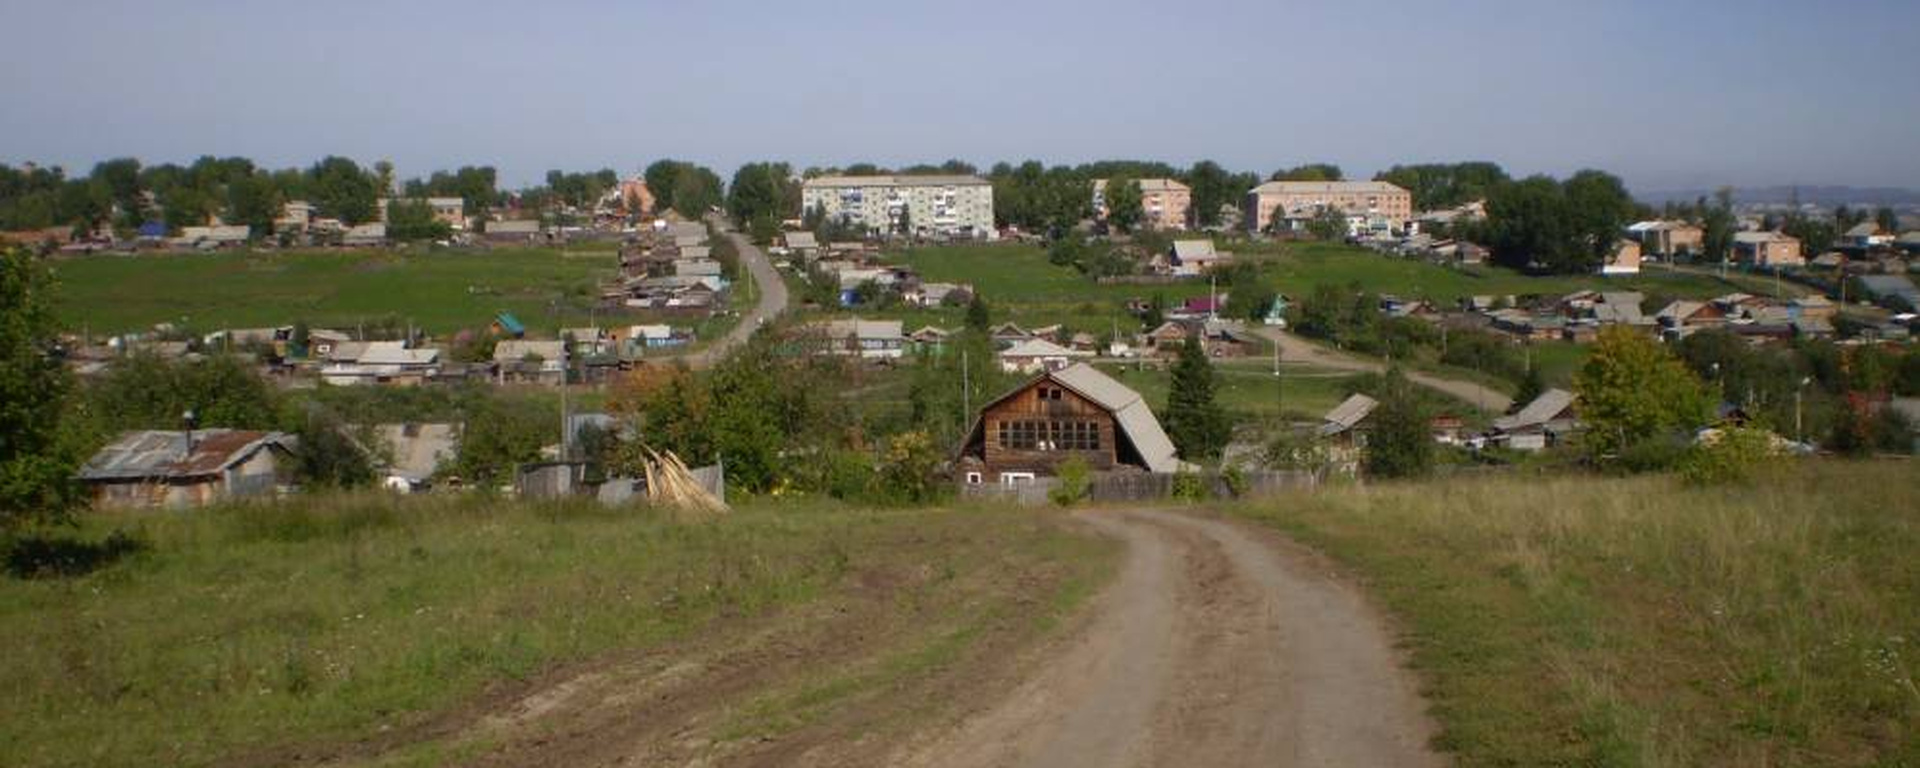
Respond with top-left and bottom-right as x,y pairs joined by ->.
675,217 -> 790,368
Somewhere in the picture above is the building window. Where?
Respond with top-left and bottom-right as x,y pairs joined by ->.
997,419 -> 1100,451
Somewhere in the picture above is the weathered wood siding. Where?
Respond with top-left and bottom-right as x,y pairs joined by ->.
980,381 -> 1119,476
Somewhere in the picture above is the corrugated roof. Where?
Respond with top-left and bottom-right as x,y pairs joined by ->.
1318,394 -> 1378,436
77,429 -> 294,481
358,341 -> 438,366
1494,388 -> 1576,431
1171,240 -> 1217,261
1048,364 -> 1180,473
1000,338 -> 1087,359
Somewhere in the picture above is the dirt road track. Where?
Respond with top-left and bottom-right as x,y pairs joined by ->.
891,508 -> 1441,768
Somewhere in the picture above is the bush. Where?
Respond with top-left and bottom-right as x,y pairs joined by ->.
5,529 -> 147,578
1170,471 -> 1208,502
1614,434 -> 1692,475
1220,463 -> 1249,498
1049,456 -> 1092,507
1677,427 -> 1774,485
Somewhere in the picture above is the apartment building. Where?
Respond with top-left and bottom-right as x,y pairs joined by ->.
1092,178 -> 1192,230
1244,180 -> 1412,235
800,175 -> 995,237
1733,231 -> 1804,267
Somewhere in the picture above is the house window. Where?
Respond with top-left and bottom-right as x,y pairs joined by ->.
965,471 -> 982,484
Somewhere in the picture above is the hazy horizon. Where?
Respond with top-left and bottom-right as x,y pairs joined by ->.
5,0 -> 1917,193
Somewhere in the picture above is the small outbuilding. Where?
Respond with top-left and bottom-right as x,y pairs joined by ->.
77,429 -> 298,509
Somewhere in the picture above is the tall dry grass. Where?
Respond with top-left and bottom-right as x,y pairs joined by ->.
0,493 -> 1104,768
1236,460 -> 1918,766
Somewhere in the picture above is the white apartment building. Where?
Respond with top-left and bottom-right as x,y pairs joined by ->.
800,175 -> 995,238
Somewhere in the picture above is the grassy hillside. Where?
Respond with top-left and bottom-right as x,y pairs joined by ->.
50,248 -> 620,336
1231,461 -> 1919,766
1240,240 -> 1743,304
0,497 -> 1114,767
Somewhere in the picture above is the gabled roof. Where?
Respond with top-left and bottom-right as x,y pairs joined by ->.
77,430 -> 296,481
819,319 -> 904,340
493,312 -> 526,335
1171,239 -> 1218,261
785,231 -> 818,249
1048,364 -> 1180,473
1000,338 -> 1089,359
494,340 -> 565,362
1494,388 -> 1577,432
1318,393 -> 1378,436
1844,222 -> 1883,238
358,341 -> 439,366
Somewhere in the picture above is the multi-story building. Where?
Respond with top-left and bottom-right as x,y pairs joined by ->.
1244,180 -> 1412,235
1733,231 -> 1804,267
800,175 -> 994,238
1092,178 -> 1192,230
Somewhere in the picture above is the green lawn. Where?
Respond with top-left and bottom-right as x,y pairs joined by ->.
879,243 -> 1213,331
51,248 -> 622,337
1238,241 -> 1741,305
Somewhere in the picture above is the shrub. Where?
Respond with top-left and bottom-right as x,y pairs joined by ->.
1614,434 -> 1692,475
1170,471 -> 1208,502
1050,456 -> 1092,507
1677,427 -> 1774,485
1220,463 -> 1249,498
5,529 -> 147,579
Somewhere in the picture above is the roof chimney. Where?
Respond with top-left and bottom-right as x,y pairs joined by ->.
182,409 -> 198,457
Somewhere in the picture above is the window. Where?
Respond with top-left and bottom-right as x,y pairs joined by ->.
965,472 -> 982,484
997,419 -> 1100,451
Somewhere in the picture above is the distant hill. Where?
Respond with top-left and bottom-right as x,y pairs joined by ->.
1636,185 -> 1920,208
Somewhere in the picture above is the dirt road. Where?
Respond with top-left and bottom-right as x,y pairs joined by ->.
329,509 -> 1441,767
891,508 -> 1441,768
1250,325 -> 1512,413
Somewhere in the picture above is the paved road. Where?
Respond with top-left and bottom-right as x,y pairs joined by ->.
1249,325 -> 1513,413
892,508 -> 1442,768
677,217 -> 789,368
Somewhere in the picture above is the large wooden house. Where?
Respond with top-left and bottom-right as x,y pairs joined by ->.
956,363 -> 1181,486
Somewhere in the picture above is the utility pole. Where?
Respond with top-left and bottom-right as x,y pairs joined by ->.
961,349 -> 971,434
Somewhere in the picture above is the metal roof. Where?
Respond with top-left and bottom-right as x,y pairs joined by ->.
1318,394 -> 1378,436
1048,364 -> 1181,473
1494,388 -> 1577,432
369,423 -> 458,482
77,430 -> 295,481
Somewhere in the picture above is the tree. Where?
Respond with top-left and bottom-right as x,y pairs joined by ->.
670,165 -> 724,219
1363,367 -> 1432,479
1702,189 -> 1736,264
1875,206 -> 1899,235
727,162 -> 795,228
1307,206 -> 1347,241
1163,333 -> 1231,461
308,156 -> 380,225
226,172 -> 281,234
1574,326 -> 1713,459
1142,292 -> 1167,329
1374,162 -> 1510,210
386,198 -> 453,241
1272,163 -> 1343,182
1,249 -> 80,526
965,293 -> 992,333
1185,160 -> 1234,228
1102,176 -> 1144,233
642,160 -> 684,214
1512,365 -> 1546,411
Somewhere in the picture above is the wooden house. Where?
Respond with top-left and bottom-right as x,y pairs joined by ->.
76,430 -> 298,509
956,363 -> 1181,486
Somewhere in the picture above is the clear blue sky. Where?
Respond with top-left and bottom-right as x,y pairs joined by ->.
3,0 -> 1916,192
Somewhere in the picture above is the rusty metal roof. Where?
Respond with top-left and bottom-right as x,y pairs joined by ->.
77,429 -> 296,481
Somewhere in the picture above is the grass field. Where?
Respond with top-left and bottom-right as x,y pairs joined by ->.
50,248 -> 623,337
1231,461 -> 1919,766
0,496 -> 1114,768
865,241 -> 1751,338
1096,361 -> 1375,424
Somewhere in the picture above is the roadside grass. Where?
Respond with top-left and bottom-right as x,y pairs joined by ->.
1228,460 -> 1919,766
0,494 -> 1112,768
50,247 -> 622,336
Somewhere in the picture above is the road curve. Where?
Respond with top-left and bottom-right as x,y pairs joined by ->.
1250,325 -> 1512,413
677,217 -> 789,368
891,508 -> 1442,768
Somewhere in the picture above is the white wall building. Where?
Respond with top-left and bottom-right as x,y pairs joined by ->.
800,175 -> 994,238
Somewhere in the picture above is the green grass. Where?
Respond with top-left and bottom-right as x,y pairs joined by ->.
0,495 -> 1113,768
1239,240 -> 1740,305
1229,461 -> 1920,766
1096,361 -> 1369,423
51,247 -> 621,337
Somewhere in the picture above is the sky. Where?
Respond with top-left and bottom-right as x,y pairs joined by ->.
3,0 -> 1917,194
